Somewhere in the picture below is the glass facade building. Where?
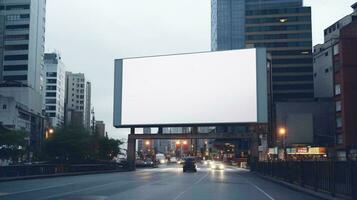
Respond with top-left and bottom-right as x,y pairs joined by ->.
212,0 -> 313,101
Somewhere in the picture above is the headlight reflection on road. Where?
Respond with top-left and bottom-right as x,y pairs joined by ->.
210,169 -> 225,180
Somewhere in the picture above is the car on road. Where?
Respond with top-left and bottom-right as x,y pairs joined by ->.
210,161 -> 225,170
170,157 -> 177,163
183,157 -> 197,172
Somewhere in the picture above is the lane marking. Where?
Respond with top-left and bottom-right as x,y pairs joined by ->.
172,172 -> 209,200
0,183 -> 75,197
244,179 -> 275,200
40,170 -> 179,200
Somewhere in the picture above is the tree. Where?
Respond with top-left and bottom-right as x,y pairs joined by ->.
43,126 -> 95,162
43,125 -> 124,163
97,138 -> 123,161
0,130 -> 27,161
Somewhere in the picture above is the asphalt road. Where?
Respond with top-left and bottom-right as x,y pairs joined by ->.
0,164 -> 323,200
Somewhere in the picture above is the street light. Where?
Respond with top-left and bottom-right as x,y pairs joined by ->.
279,127 -> 286,136
278,127 -> 287,160
145,140 -> 150,146
49,128 -> 54,134
183,140 -> 187,145
176,140 -> 181,145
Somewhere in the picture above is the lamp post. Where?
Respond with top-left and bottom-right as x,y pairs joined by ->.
45,128 -> 54,140
279,127 -> 287,160
145,140 -> 151,158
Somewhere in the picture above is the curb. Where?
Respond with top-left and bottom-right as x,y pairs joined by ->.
251,172 -> 348,200
0,169 -> 129,182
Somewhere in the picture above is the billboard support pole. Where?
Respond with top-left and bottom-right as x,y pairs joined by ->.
127,128 -> 136,171
127,137 -> 136,171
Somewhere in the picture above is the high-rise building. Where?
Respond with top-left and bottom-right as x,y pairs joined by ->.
212,0 -> 313,101
95,120 -> 105,138
0,0 -> 46,151
64,72 -> 91,129
0,0 -> 46,114
43,53 -> 65,128
313,3 -> 357,160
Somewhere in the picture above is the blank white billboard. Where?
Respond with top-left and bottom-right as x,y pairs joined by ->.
114,48 -> 268,127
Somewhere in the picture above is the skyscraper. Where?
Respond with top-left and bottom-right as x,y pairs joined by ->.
64,72 -> 91,129
44,53 -> 65,128
212,0 -> 313,101
0,0 -> 46,114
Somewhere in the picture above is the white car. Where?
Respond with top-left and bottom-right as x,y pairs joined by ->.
210,162 -> 225,170
170,157 -> 177,163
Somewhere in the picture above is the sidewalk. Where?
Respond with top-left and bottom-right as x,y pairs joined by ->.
252,172 -> 349,200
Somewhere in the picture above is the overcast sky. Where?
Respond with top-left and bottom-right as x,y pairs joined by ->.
45,0 -> 357,140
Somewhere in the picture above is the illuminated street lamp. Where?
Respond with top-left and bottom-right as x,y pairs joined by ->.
45,128 -> 55,140
145,140 -> 150,146
183,140 -> 187,145
176,140 -> 181,145
279,127 -> 286,136
278,127 -> 287,160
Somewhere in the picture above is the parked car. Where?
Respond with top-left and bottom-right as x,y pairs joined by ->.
183,157 -> 197,172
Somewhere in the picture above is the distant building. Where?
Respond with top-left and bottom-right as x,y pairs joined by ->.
0,95 -> 44,151
313,3 -> 357,160
212,0 -> 313,101
95,121 -> 105,138
43,53 -> 65,128
85,82 -> 92,130
0,0 -> 46,114
64,72 -> 91,129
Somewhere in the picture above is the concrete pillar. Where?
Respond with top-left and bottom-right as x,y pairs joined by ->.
127,137 -> 136,171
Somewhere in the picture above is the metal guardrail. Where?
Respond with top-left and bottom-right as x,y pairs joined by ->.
0,163 -> 125,178
250,161 -> 357,199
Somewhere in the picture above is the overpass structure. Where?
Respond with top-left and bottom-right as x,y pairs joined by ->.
126,126 -> 267,170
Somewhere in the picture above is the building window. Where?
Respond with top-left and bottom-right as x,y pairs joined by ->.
6,24 -> 29,30
46,106 -> 56,111
46,92 -> 56,97
6,14 -> 29,21
3,65 -> 28,71
6,5 -> 30,10
46,99 -> 56,104
4,54 -> 28,61
46,79 -> 57,84
336,116 -> 342,128
336,101 -> 341,112
46,72 -> 57,77
46,86 -> 57,90
3,75 -> 27,81
2,105 -> 7,110
4,45 -> 28,50
333,44 -> 339,56
335,84 -> 341,96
